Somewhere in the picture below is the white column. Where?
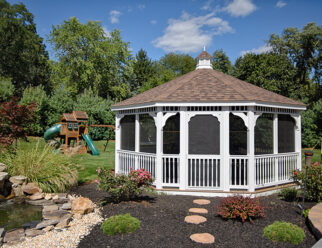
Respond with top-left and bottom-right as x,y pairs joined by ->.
179,108 -> 187,190
294,115 -> 302,171
155,109 -> 163,189
247,109 -> 255,192
221,108 -> 230,191
273,114 -> 279,183
134,114 -> 140,170
114,114 -> 123,174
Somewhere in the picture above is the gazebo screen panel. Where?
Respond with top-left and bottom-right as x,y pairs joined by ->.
139,114 -> 156,153
255,114 -> 273,155
163,113 -> 180,154
120,115 -> 135,151
230,113 -> 247,155
278,114 -> 295,153
189,115 -> 220,154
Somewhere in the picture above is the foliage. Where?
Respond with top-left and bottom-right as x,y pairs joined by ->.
159,53 -> 196,76
302,208 -> 310,218
302,100 -> 322,148
101,213 -> 140,236
96,168 -> 153,202
2,142 -> 78,192
278,188 -> 298,202
0,77 -> 14,102
0,98 -> 36,147
263,221 -> 305,244
293,161 -> 322,202
75,88 -> 114,140
49,17 -> 131,100
20,85 -> 50,136
0,0 -> 51,95
234,52 -> 296,97
212,49 -> 233,74
217,196 -> 265,223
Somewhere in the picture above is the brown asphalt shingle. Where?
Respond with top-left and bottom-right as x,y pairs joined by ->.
112,69 -> 305,108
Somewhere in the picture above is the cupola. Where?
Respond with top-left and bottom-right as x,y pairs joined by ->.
196,47 -> 212,69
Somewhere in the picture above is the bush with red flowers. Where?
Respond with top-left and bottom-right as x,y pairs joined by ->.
217,196 -> 265,223
96,167 -> 153,202
293,161 -> 322,202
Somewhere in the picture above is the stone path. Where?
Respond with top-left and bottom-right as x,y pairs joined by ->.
308,203 -> 322,239
185,198 -> 215,244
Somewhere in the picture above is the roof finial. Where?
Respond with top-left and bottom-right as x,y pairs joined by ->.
203,45 -> 206,51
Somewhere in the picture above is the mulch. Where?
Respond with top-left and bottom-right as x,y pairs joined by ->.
69,183 -> 318,248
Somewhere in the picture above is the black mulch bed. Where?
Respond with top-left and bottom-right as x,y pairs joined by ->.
69,184 -> 318,248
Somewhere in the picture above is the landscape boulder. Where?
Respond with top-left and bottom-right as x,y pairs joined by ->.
71,197 -> 94,215
3,228 -> 25,243
0,172 -> 9,192
22,182 -> 42,195
29,192 -> 44,200
0,163 -> 7,172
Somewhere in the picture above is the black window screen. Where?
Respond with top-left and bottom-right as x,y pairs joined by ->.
255,114 -> 273,155
230,113 -> 247,155
189,115 -> 220,154
278,114 -> 295,153
163,113 -> 180,154
139,114 -> 156,153
120,115 -> 135,151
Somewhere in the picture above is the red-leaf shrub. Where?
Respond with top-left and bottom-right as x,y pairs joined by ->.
217,196 -> 265,223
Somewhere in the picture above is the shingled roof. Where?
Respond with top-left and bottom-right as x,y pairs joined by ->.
112,68 -> 305,109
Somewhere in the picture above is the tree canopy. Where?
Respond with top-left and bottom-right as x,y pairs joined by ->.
212,49 -> 232,74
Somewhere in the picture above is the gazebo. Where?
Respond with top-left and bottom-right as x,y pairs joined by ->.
111,50 -> 306,196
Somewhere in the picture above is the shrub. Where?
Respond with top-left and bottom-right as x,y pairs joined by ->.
302,209 -> 310,218
263,221 -> 305,244
217,196 -> 265,223
3,142 -> 78,192
293,161 -> 322,202
278,188 -> 298,201
101,213 -> 140,236
96,168 -> 153,202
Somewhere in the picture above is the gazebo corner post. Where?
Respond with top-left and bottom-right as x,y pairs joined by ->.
221,108 -> 230,192
134,114 -> 140,170
247,109 -> 256,192
179,108 -> 188,190
295,115 -> 302,171
155,109 -> 163,189
273,113 -> 279,184
114,113 -> 123,175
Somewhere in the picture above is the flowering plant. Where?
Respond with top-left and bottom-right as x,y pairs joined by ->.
96,167 -> 154,202
292,161 -> 322,202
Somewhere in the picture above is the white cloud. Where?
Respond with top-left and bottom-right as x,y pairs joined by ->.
138,4 -> 145,10
102,26 -> 110,37
224,0 -> 256,17
150,20 -> 157,25
276,1 -> 287,8
153,12 -> 233,53
240,44 -> 272,56
109,10 -> 121,24
201,0 -> 213,10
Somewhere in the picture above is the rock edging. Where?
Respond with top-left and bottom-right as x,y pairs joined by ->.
308,203 -> 322,239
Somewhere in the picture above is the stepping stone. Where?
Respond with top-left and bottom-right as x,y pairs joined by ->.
193,199 -> 211,205
189,208 -> 208,214
190,233 -> 215,244
185,215 -> 207,224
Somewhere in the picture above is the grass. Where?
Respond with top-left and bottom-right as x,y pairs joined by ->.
9,137 -> 114,184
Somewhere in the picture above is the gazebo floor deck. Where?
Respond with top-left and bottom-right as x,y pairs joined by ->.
157,182 -> 297,197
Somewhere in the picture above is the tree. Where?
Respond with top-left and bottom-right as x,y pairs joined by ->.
159,53 -> 196,76
49,17 -> 131,100
0,98 -> 36,147
234,53 -> 296,97
268,22 -> 322,103
0,0 -> 51,95
132,49 -> 155,93
0,77 -> 14,102
212,49 -> 232,74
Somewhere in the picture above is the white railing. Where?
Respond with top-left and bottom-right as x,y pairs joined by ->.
118,150 -> 156,179
162,155 -> 180,186
278,153 -> 298,182
255,155 -> 276,187
187,156 -> 221,188
255,152 -> 299,188
230,156 -> 248,188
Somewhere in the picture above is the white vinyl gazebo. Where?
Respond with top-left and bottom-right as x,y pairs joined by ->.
111,50 -> 306,196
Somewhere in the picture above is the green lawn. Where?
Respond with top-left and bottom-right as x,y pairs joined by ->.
15,137 -> 115,184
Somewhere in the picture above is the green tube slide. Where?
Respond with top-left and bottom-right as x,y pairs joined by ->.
82,134 -> 100,156
44,124 -> 61,142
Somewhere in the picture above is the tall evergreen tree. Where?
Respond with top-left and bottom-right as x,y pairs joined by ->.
212,49 -> 232,74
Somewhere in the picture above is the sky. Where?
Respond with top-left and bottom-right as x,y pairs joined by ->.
8,0 -> 322,63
